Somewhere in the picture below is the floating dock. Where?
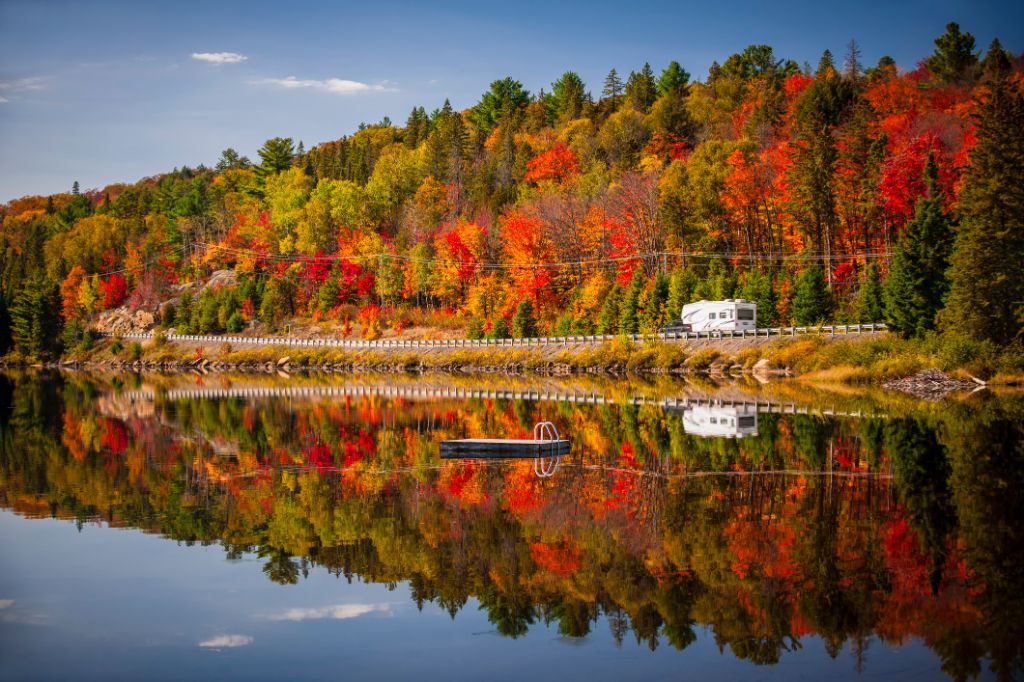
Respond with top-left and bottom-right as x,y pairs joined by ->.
440,421 -> 569,459
440,438 -> 570,459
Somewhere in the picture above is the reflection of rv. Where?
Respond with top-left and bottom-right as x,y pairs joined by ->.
682,404 -> 759,439
662,299 -> 757,333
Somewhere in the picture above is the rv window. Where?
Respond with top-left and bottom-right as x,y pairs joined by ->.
709,312 -> 716,319
709,417 -> 717,424
738,416 -> 755,428
738,309 -> 754,320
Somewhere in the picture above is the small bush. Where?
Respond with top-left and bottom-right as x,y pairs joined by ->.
466,318 -> 485,339
129,342 -> 143,361
226,312 -> 246,333
686,348 -> 721,370
109,339 -> 124,355
734,347 -> 761,369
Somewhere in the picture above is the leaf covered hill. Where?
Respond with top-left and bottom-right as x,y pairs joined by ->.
1,23 -> 1023,359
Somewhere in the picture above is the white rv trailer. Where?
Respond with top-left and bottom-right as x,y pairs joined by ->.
682,404 -> 759,439
677,299 -> 757,333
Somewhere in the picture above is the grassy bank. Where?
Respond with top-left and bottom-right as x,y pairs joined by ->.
39,330 -> 1024,386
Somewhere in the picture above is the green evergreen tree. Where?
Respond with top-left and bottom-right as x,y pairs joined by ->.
792,264 -> 832,324
883,154 -> 954,337
940,53 -> 1024,345
618,270 -> 645,334
640,273 -> 669,331
856,262 -> 885,323
625,63 -> 657,112
175,292 -> 193,333
656,61 -> 690,95
253,137 -> 295,188
925,22 -> 978,83
740,270 -> 779,327
596,285 -> 622,334
548,72 -> 588,123
486,315 -> 510,339
466,318 -> 485,339
511,298 -> 537,338
602,68 -> 624,100
10,279 -> 60,358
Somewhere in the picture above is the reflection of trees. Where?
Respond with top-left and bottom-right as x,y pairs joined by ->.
2,372 -> 1022,675
260,548 -> 300,585
943,400 -> 1024,682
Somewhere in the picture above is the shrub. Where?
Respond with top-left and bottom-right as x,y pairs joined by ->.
466,318 -> 485,339
129,342 -> 143,361
109,339 -> 124,355
686,348 -> 721,370
226,311 -> 246,333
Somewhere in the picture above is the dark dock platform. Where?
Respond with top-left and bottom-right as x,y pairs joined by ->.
440,438 -> 570,459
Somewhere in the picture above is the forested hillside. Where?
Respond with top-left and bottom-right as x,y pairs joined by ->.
1,23 -> 1022,360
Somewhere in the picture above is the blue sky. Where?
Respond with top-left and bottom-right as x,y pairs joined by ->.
1,0 -> 1021,202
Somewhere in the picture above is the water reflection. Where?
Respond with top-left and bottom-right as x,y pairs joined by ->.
0,372 -> 1022,680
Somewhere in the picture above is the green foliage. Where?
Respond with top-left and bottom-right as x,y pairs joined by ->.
10,279 -> 60,358
486,316 -> 509,340
940,66 -> 1024,346
597,285 -> 622,335
512,298 -> 537,338
548,72 -> 589,123
925,22 -> 978,83
471,78 -> 531,131
640,273 -> 669,332
656,61 -> 690,95
466,317 -> 484,339
226,312 -> 246,333
792,264 -> 832,325
855,263 -> 885,323
883,157 -> 954,338
129,341 -> 143,361
618,271 -> 644,334
740,269 -> 778,327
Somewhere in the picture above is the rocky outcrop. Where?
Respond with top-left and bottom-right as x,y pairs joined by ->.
94,308 -> 156,334
882,368 -> 980,400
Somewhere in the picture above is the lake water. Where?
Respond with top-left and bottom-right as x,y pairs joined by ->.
1,372 -> 1021,681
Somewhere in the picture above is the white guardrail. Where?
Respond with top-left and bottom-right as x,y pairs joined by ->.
98,323 -> 886,350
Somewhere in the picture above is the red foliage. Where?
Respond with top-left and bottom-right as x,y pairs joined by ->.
98,273 -> 128,309
524,143 -> 579,186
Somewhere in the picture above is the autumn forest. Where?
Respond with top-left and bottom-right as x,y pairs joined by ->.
1,22 -> 1023,360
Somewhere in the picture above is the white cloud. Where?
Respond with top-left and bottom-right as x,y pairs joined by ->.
0,599 -> 13,609
261,603 -> 390,621
198,634 -> 253,648
252,76 -> 393,95
0,76 -> 46,100
191,52 -> 248,64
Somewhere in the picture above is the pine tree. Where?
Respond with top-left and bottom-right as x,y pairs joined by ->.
656,61 -> 690,95
792,264 -> 832,324
925,22 -> 978,83
883,153 -> 954,337
940,51 -> 1024,345
71,180 -> 80,195
602,68 -> 624,100
640,273 -> 669,331
596,285 -> 622,334
625,64 -> 657,112
512,298 -> 537,338
254,137 -> 295,183
856,262 -> 885,323
740,270 -> 779,327
618,270 -> 644,334
10,279 -> 60,358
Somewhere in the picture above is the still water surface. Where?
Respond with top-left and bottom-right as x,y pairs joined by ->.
1,372 -> 1021,681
